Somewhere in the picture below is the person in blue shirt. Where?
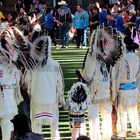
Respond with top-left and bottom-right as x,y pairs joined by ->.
99,5 -> 108,27
109,3 -> 119,28
72,5 -> 89,48
44,7 -> 62,47
116,10 -> 125,33
136,8 -> 140,31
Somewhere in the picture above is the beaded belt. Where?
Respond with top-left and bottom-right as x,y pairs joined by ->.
119,82 -> 137,90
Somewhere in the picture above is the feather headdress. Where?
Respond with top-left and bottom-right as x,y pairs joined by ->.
89,26 -> 125,69
30,35 -> 51,68
0,26 -> 50,70
0,26 -> 27,63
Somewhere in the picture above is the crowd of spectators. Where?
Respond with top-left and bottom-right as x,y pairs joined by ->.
0,0 -> 140,49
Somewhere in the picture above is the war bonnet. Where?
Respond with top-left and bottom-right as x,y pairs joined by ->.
89,26 -> 125,67
0,26 -> 51,70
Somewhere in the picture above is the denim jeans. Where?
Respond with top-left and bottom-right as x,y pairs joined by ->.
59,23 -> 69,46
46,28 -> 57,46
83,29 -> 87,47
76,29 -> 84,48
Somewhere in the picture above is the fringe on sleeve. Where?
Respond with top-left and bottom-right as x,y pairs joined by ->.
14,69 -> 23,105
110,66 -> 117,104
82,54 -> 97,82
57,64 -> 65,107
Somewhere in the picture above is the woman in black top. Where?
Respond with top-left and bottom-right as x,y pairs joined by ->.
89,6 -> 99,34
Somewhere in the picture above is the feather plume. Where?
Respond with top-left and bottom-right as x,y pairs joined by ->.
0,26 -> 51,70
30,36 -> 50,66
90,26 -> 125,69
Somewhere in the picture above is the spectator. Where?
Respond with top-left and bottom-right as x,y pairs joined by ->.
83,5 -> 91,48
33,0 -> 39,9
34,8 -> 44,28
23,0 -> 33,13
10,114 -> 44,140
15,7 -> 29,31
90,6 -> 99,33
38,1 -> 46,14
15,0 -> 25,15
134,26 -> 140,46
133,0 -> 139,9
99,4 -> 108,27
112,3 -> 120,13
109,3 -> 120,28
121,1 -> 127,10
88,4 -> 94,20
44,7 -> 62,48
29,3 -> 34,13
0,17 -> 9,34
116,10 -> 125,33
128,10 -> 136,28
38,3 -> 47,29
133,9 -> 140,45
109,0 -> 118,5
123,10 -> 130,24
0,9 -> 4,22
34,8 -> 42,20
136,8 -> 140,31
7,13 -> 15,26
0,0 -> 3,6
72,5 -> 89,48
102,0 -> 110,5
127,0 -> 135,11
56,0 -> 72,48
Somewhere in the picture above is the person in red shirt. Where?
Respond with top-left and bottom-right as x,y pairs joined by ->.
123,9 -> 130,24
7,14 -> 15,26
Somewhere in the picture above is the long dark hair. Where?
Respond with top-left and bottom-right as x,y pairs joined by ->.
12,114 -> 31,137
